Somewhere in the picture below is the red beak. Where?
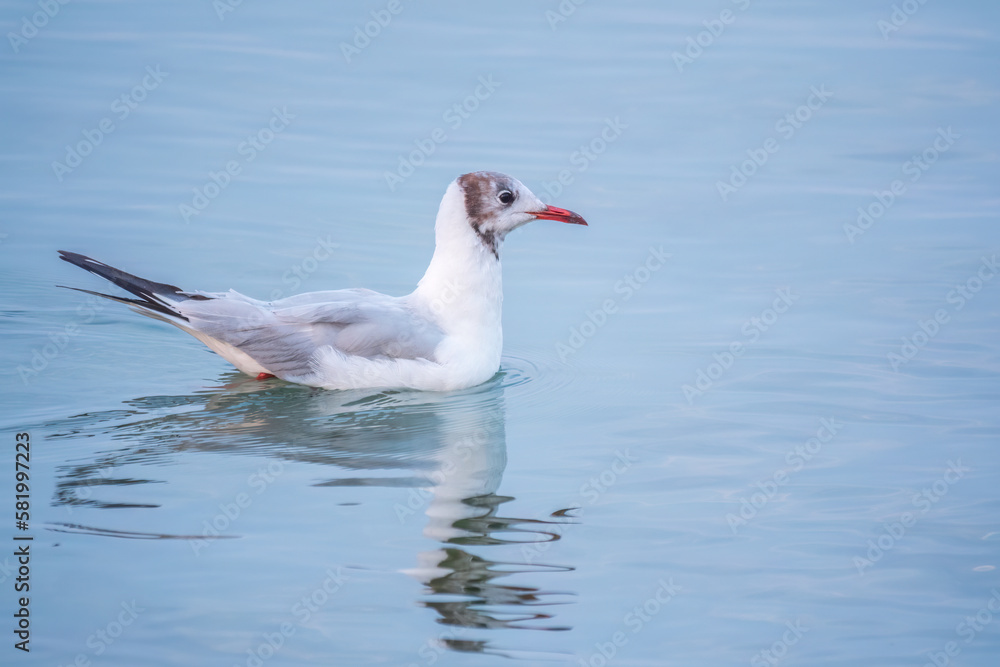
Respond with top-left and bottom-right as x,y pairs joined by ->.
530,205 -> 588,226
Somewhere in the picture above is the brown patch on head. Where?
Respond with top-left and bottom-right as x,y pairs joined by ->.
456,171 -> 518,259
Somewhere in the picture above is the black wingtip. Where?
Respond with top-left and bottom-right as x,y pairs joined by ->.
58,250 -> 101,271
57,250 -> 193,321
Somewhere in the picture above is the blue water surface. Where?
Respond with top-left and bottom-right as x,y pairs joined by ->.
1,1 -> 999,665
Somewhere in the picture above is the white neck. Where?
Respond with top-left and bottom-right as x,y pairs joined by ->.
412,181 -> 504,341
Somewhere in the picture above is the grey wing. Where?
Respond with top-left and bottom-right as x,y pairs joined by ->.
271,290 -> 444,360
176,289 -> 443,378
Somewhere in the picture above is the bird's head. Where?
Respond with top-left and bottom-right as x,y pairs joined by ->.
453,171 -> 587,257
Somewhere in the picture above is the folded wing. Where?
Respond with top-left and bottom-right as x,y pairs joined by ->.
177,289 -> 444,380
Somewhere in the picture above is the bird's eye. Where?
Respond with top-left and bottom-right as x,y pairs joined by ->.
497,190 -> 514,205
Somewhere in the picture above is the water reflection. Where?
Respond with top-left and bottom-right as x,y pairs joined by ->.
408,491 -> 574,643
46,370 -> 574,657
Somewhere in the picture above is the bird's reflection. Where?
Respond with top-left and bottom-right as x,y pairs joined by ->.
46,370 -> 574,656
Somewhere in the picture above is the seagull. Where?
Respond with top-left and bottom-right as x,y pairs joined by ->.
59,171 -> 587,391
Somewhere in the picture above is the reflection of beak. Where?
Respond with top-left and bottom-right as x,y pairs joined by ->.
530,205 -> 588,226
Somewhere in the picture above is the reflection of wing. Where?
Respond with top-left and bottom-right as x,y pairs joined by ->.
177,289 -> 444,379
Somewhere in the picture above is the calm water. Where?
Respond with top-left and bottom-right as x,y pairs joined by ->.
2,1 -> 999,665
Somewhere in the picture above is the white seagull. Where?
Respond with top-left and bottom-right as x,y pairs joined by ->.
59,171 -> 587,391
